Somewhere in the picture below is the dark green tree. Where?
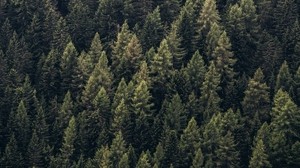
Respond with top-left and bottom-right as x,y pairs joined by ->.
249,139 -> 272,168
140,6 -> 164,51
1,134 -> 24,167
200,62 -> 221,121
275,60 -> 293,93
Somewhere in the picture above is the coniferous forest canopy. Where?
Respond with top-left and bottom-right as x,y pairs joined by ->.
1,0 -> 300,167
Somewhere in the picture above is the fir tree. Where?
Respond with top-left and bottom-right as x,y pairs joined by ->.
249,139 -> 272,168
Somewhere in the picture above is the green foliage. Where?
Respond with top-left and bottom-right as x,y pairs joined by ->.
249,139 -> 272,168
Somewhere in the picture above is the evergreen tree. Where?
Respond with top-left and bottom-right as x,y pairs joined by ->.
67,0 -> 94,50
179,117 -> 201,167
110,131 -> 127,168
81,51 -> 113,108
0,18 -> 13,51
200,62 -> 221,121
38,49 -> 61,100
275,61 -> 292,92
51,116 -> 76,168
51,17 -> 71,55
162,130 -> 179,167
60,41 -> 79,94
293,65 -> 300,105
112,78 -> 128,111
140,6 -> 164,51
184,50 -> 206,96
156,0 -> 181,24
95,0 -> 124,47
195,0 -> 220,36
190,147 -> 204,168
206,22 -> 222,58
1,134 -> 24,168
226,0 -> 260,75
136,151 -> 152,168
124,0 -> 154,27
27,129 -> 47,168
88,32 -> 103,68
215,131 -> 240,167
132,80 -> 154,151
165,24 -> 186,69
249,139 -> 272,168
242,68 -> 270,135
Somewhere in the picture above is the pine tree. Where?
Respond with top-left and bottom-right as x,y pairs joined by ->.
164,93 -> 187,133
38,49 -> 61,100
156,0 -> 181,24
165,24 -> 186,69
136,151 -> 152,168
242,68 -> 270,135
81,51 -> 113,108
111,21 -> 133,82
275,61 -> 292,92
112,78 -> 128,111
132,80 -> 154,151
249,139 -> 272,168
179,117 -> 201,167
226,0 -> 260,75
95,0 -> 124,47
27,129 -> 46,168
53,91 -> 73,150
67,0 -> 94,50
110,131 -> 127,167
162,130 -> 179,167
140,6 -> 164,51
118,153 -> 130,168
9,100 -> 30,153
1,134 -> 24,167
60,41 -> 79,94
200,62 -> 221,121
206,22 -> 222,58
195,0 -> 220,36
153,143 -> 164,167
51,17 -> 71,55
52,116 -> 76,168
88,32 -> 103,68
0,18 -> 13,51
215,131 -> 240,167
124,0 -> 154,27
150,38 -> 173,85
190,147 -> 204,168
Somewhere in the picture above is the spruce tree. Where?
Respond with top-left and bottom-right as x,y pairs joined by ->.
110,131 -> 127,167
179,117 -> 201,167
140,6 -> 164,51
249,139 -> 272,168
136,151 -> 152,168
200,62 -> 221,121
1,134 -> 24,167
190,147 -> 204,168
275,60 -> 292,93
60,41 -> 79,94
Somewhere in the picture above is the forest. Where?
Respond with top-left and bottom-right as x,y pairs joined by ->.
0,0 -> 300,167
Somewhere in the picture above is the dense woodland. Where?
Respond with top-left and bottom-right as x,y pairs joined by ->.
0,0 -> 300,167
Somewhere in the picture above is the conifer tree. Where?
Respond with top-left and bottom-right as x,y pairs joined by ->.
67,0 -> 94,50
119,153 -> 130,168
165,24 -> 186,69
140,6 -> 164,51
1,134 -> 24,167
9,100 -> 30,153
249,139 -> 272,168
230,0 -> 261,75
293,65 -> 300,105
153,143 -> 164,167
56,116 -> 76,168
112,78 -> 128,111
242,68 -> 270,135
0,18 -> 13,51
196,0 -> 220,36
38,49 -> 61,100
200,62 -> 221,121
162,130 -> 179,167
51,17 -> 71,55
132,80 -> 154,151
136,151 -> 152,168
206,22 -> 222,58
27,129 -> 47,168
60,41 -> 79,94
150,39 -> 173,85
275,61 -> 292,92
95,0 -> 124,47
110,131 -> 127,167
124,0 -> 154,27
191,147 -> 204,168
179,117 -> 201,167
215,131 -> 240,167
81,51 -> 113,108
88,32 -> 103,67
156,0 -> 181,24
164,93 -> 187,133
